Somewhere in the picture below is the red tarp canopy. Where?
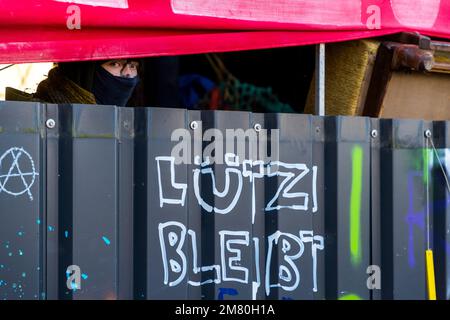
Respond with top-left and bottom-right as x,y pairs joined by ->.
1,0 -> 450,63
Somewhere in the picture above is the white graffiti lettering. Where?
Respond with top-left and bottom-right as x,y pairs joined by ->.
0,147 -> 39,201
158,221 -> 324,296
156,156 -> 188,208
156,154 -> 318,221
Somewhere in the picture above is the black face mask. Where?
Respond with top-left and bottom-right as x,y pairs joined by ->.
92,65 -> 140,106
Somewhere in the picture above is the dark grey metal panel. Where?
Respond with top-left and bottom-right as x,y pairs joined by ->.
199,110 -> 254,300
432,121 -> 450,300
339,117 -> 371,300
394,119 -> 428,300
312,115 -> 326,300
117,107 -> 135,300
186,109 -> 202,300
370,118 -> 382,300
379,119 -> 394,300
251,112 -> 268,301
45,103 -> 60,300
324,116 -> 338,299
0,101 -> 43,300
133,107 -> 147,299
65,104 -> 133,300
265,113 -> 317,300
145,108 -> 189,300
325,116 -> 371,300
380,119 -> 428,300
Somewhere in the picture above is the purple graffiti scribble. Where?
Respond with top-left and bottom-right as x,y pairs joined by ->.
406,172 -> 425,268
406,171 -> 450,268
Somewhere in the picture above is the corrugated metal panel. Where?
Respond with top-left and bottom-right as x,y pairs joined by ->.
0,102 -> 43,300
0,101 -> 449,300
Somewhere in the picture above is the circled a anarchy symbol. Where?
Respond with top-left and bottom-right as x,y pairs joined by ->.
0,147 -> 39,201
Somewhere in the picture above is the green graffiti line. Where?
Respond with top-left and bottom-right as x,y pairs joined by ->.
410,149 -> 432,185
339,294 -> 363,300
350,145 -> 363,266
422,148 -> 429,185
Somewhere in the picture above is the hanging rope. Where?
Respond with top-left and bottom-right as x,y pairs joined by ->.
426,136 -> 430,251
427,135 -> 450,193
423,132 -> 448,300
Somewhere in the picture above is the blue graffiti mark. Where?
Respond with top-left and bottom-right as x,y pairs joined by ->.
17,231 -> 23,237
8,252 -> 12,257
36,219 -> 41,225
218,288 -> 238,300
21,272 -> 26,278
406,172 -> 425,268
18,250 -> 23,256
64,231 -> 69,238
102,236 -> 111,246
81,273 -> 88,280
48,225 -> 55,232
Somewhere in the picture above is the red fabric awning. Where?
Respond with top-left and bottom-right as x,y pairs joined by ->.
1,0 -> 450,63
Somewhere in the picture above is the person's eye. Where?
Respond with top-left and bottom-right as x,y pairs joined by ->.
110,62 -> 121,68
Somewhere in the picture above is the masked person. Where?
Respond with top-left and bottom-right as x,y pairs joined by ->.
92,59 -> 140,106
33,59 -> 141,106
